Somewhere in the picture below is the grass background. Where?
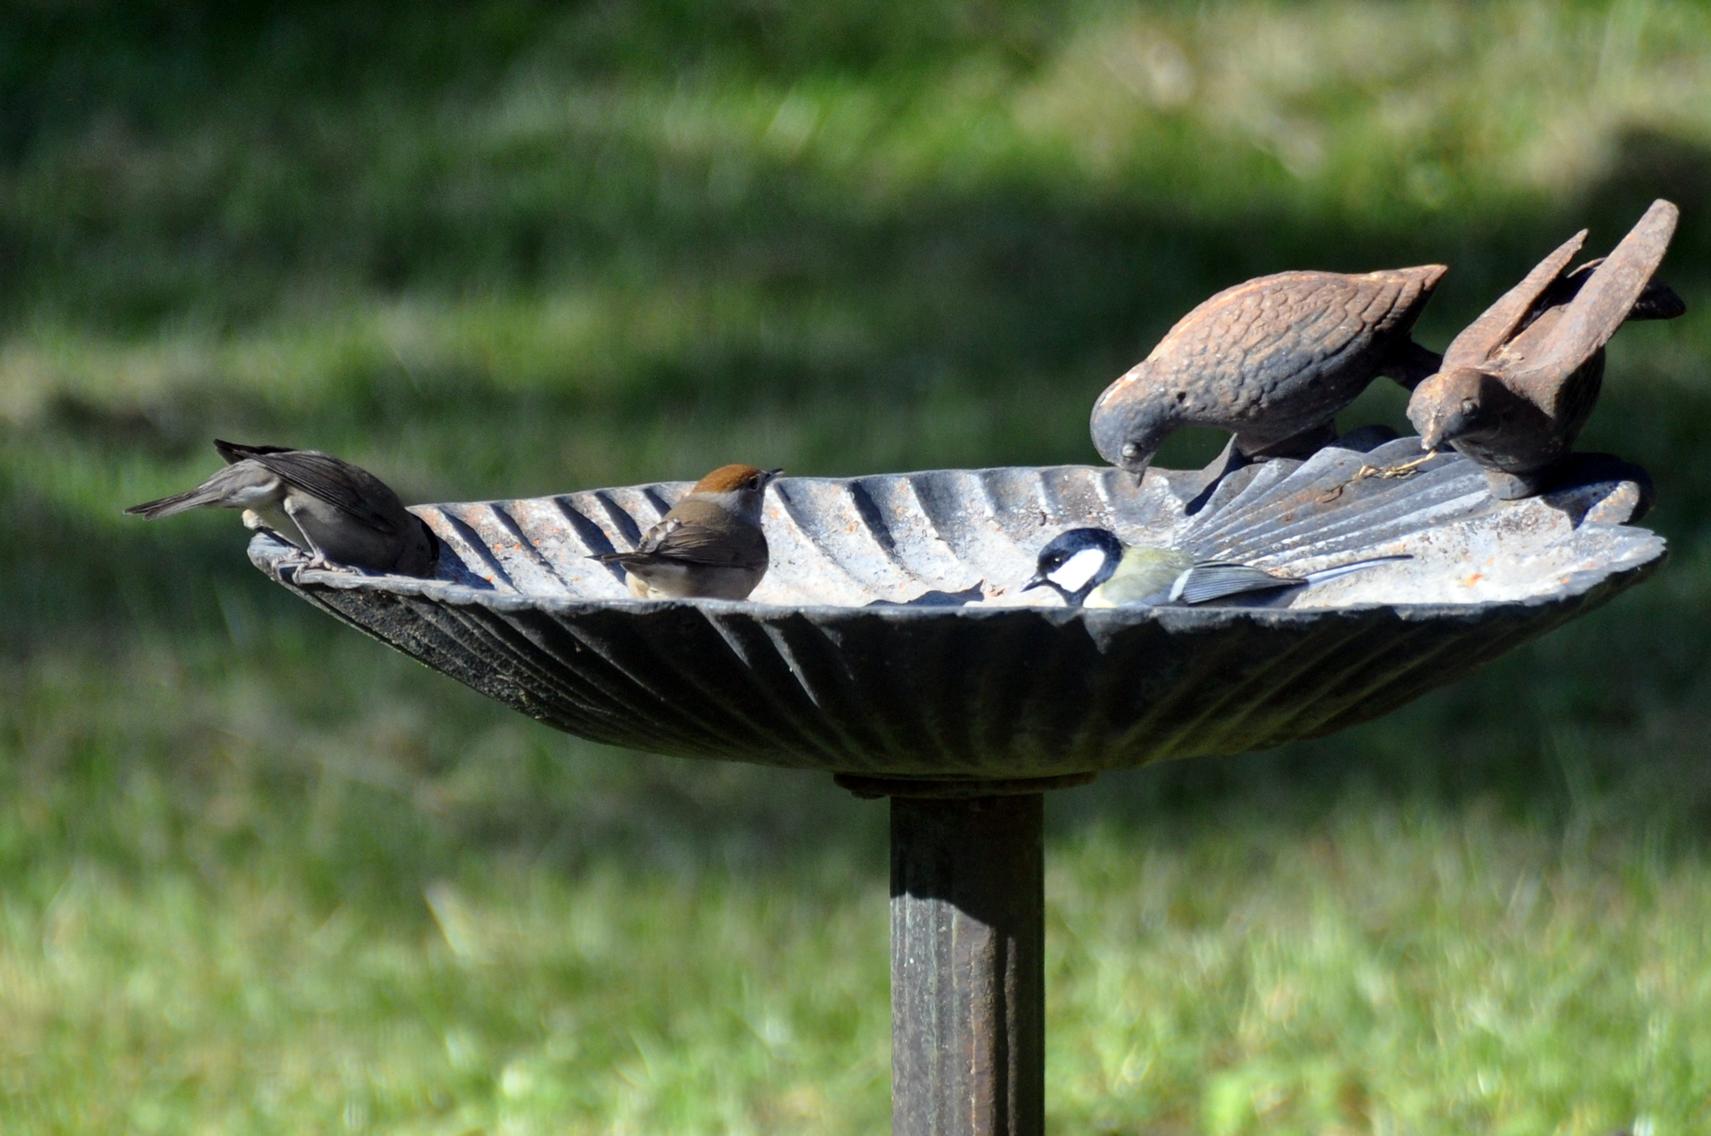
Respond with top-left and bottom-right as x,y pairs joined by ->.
4,1 -> 1711,1132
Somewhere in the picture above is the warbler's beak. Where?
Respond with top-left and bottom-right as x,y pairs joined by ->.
766,467 -> 785,478
1022,572 -> 1047,592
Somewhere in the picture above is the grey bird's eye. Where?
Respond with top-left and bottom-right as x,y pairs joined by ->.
1460,398 -> 1478,415
1121,442 -> 1143,460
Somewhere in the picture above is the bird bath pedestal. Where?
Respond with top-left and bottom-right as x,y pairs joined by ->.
250,437 -> 1663,1135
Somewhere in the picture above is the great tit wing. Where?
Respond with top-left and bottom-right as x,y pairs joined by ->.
1169,561 -> 1301,605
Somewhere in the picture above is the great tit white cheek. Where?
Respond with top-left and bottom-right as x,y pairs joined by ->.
1046,547 -> 1108,595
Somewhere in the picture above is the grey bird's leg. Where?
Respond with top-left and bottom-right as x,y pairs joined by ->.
282,496 -> 337,570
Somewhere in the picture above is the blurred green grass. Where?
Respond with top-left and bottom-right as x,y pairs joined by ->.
4,1 -> 1711,1132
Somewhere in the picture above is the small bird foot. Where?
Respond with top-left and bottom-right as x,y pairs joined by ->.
302,553 -> 364,574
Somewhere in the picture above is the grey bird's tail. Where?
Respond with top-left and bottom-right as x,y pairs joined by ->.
123,486 -> 226,519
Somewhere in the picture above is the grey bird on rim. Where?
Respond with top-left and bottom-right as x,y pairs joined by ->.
125,440 -> 438,576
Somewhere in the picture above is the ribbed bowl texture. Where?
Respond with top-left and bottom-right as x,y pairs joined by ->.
250,435 -> 1663,779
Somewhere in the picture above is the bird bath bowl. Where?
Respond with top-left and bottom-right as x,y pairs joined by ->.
250,433 -> 1663,1134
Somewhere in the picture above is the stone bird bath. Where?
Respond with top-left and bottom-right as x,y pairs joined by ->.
250,434 -> 1663,1135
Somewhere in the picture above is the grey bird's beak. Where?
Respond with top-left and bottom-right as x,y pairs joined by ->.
1021,572 -> 1048,592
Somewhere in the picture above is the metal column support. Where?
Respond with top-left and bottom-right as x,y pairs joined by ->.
889,793 -> 1045,1136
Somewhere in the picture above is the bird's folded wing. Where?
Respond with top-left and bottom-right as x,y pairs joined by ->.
214,440 -> 294,463
244,450 -> 407,535
633,516 -> 765,567
1169,562 -> 1300,605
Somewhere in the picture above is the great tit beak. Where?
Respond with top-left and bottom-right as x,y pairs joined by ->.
1022,572 -> 1047,592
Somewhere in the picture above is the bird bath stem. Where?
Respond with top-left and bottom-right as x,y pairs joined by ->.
840,775 -> 1087,1135
893,793 -> 1043,1136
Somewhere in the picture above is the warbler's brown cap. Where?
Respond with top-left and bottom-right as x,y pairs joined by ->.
692,464 -> 782,493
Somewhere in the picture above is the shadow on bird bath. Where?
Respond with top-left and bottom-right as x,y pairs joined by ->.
866,584 -> 988,608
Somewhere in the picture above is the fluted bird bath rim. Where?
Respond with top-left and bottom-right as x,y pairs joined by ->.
248,441 -> 1664,781
248,442 -> 1662,1136
259,568 -> 1657,623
